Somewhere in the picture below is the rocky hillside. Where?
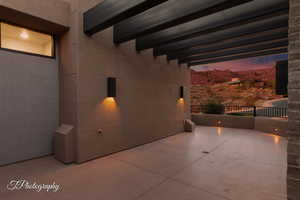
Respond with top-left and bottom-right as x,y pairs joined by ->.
191,68 -> 282,113
192,68 -> 276,85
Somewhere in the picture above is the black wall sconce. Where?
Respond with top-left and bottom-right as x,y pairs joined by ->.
107,77 -> 116,97
180,86 -> 184,99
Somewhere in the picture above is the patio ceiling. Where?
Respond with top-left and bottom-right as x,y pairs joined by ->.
167,27 -> 288,61
84,0 -> 289,66
155,15 -> 288,56
188,48 -> 288,66
179,40 -> 288,64
84,0 -> 168,35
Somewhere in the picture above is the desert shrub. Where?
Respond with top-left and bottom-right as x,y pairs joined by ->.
201,99 -> 225,114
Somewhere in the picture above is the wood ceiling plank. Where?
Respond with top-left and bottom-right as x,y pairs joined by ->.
84,0 -> 168,35
136,0 -> 288,51
168,28 -> 288,60
114,0 -> 253,43
154,14 -> 288,56
180,40 -> 288,63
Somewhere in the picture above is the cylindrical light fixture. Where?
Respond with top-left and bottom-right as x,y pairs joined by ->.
107,77 -> 116,97
180,86 -> 184,99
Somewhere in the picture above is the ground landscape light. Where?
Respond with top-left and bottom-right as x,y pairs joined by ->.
217,121 -> 222,126
107,77 -> 116,98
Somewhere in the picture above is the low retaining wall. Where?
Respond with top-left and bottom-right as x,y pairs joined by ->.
192,114 -> 255,129
254,117 -> 288,136
192,114 -> 288,136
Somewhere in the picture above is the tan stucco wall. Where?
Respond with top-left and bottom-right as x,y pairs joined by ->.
60,0 -> 191,163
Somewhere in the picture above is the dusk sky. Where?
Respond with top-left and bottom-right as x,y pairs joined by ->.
191,54 -> 288,72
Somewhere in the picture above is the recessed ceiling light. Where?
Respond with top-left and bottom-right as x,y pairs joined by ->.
20,31 -> 29,39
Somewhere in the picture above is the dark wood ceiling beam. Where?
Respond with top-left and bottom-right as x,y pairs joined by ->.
154,14 -> 288,56
83,0 -> 168,35
168,28 -> 288,60
113,0 -> 253,43
136,0 -> 289,51
179,40 -> 288,64
188,48 -> 288,66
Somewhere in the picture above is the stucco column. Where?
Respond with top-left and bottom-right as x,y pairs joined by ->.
287,0 -> 300,199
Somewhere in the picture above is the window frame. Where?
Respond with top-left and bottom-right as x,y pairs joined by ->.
0,20 -> 56,59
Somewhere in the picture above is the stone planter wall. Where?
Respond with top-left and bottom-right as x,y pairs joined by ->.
254,117 -> 288,137
192,114 -> 255,129
192,114 -> 288,137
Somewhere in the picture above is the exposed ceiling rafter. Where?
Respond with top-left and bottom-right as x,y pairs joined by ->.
180,40 -> 288,64
154,14 -> 288,57
113,0 -> 253,44
84,0 -> 168,35
136,0 -> 288,51
168,28 -> 288,61
83,0 -> 289,65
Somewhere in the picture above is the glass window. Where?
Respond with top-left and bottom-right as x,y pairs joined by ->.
0,22 -> 54,57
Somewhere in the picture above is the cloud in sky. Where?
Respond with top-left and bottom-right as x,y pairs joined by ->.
191,54 -> 288,72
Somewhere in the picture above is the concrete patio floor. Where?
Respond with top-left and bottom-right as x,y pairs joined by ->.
0,126 -> 287,200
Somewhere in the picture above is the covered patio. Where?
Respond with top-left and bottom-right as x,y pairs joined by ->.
1,126 -> 287,200
0,0 -> 298,199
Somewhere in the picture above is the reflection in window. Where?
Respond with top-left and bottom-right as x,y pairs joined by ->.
0,22 -> 54,57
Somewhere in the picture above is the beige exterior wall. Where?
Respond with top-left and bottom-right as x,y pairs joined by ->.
60,0 -> 191,163
0,0 -> 190,164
